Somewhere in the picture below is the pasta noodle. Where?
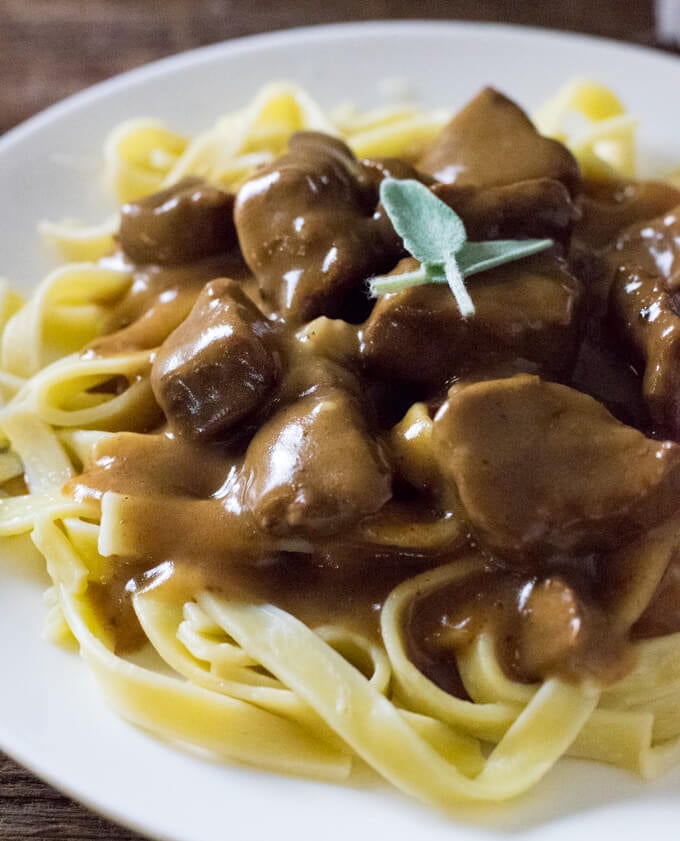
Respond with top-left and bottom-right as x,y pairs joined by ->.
2,79 -> 680,813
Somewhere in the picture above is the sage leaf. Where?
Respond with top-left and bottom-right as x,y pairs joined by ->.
457,238 -> 554,278
444,254 -> 474,318
380,178 -> 466,266
369,266 -> 430,295
370,177 -> 556,318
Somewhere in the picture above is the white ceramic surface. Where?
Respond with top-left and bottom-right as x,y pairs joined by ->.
1,21 -> 680,841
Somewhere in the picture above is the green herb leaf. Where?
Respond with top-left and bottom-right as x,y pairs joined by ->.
370,178 -> 555,317
457,238 -> 554,278
368,265 -> 430,295
380,178 -> 466,266
444,254 -> 475,318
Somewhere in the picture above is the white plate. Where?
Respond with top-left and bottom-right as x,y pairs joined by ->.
1,20 -> 680,841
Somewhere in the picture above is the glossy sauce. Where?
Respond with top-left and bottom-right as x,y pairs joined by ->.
59,95 -> 680,691
409,567 -> 632,689
88,252 -> 251,358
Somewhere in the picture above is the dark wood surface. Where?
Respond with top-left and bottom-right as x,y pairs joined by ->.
0,0 -> 660,136
0,1 -> 666,838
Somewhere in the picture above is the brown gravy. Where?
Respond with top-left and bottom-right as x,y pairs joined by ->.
53,97 -> 680,693
409,567 -> 632,689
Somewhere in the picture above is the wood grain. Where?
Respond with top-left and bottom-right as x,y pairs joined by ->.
0,755 -> 142,839
0,0 -> 657,135
0,1 -> 662,838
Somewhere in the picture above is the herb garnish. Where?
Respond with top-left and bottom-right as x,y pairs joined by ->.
369,179 -> 554,317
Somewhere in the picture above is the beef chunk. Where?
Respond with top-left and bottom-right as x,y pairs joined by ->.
119,176 -> 236,265
234,132 -> 404,322
434,178 -> 576,246
515,578 -> 588,679
151,278 -> 280,439
361,252 -> 581,387
361,157 -> 434,188
609,206 -> 680,438
243,387 -> 392,536
433,374 -> 680,564
574,179 -> 680,251
418,88 -> 580,193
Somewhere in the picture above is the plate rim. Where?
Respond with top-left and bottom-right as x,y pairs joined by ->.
2,18 -> 680,841
1,19 -> 679,157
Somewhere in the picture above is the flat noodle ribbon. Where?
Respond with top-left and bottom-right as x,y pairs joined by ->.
1,79 -> 680,811
198,593 -> 599,805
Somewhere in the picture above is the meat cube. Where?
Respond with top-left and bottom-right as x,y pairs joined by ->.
243,387 -> 392,536
151,278 -> 280,439
609,206 -> 680,439
433,178 -> 576,246
418,88 -> 580,193
517,578 -> 587,679
574,179 -> 680,251
361,156 -> 434,188
433,374 -> 680,563
361,252 -> 581,387
119,176 -> 236,265
234,132 -> 404,322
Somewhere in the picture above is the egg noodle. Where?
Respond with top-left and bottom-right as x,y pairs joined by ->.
1,80 -> 680,808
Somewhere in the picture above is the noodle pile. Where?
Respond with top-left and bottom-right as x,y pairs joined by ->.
1,80 -> 679,808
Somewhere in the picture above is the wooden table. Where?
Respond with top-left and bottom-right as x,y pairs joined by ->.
0,0 -> 669,838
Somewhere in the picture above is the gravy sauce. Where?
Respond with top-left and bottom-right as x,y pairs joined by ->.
54,96 -> 680,692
